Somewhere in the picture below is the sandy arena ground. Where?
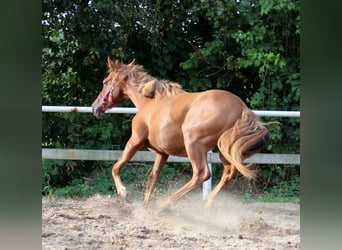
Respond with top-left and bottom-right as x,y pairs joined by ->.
42,193 -> 300,249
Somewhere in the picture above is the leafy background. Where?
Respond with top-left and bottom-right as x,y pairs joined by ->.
42,0 -> 299,201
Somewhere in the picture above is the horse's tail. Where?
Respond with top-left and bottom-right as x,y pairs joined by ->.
217,108 -> 272,179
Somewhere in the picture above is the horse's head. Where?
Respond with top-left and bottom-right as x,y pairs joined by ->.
92,58 -> 130,118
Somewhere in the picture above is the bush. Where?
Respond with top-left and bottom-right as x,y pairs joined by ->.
42,161 -> 187,198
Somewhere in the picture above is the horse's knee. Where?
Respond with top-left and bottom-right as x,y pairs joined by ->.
202,168 -> 211,182
112,164 -> 121,177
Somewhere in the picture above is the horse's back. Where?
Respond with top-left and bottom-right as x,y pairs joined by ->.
196,89 -> 246,107
183,89 -> 247,127
169,89 -> 246,114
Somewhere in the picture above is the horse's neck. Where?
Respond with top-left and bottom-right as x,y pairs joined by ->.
124,83 -> 148,109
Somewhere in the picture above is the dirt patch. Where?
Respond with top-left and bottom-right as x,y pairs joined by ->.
42,193 -> 300,249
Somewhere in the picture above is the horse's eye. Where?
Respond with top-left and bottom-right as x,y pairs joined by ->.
103,77 -> 110,85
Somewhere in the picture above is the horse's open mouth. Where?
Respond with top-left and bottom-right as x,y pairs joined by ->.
92,100 -> 118,119
92,106 -> 105,119
92,100 -> 107,119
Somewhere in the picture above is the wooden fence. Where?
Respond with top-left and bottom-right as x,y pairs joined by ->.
42,148 -> 300,165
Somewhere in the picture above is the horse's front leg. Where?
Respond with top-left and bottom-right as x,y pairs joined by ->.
112,136 -> 145,199
143,153 -> 169,206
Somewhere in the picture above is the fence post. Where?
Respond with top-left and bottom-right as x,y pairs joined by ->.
203,150 -> 213,200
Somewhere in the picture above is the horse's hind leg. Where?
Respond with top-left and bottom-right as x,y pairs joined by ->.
205,153 -> 236,208
143,153 -> 169,206
162,145 -> 210,207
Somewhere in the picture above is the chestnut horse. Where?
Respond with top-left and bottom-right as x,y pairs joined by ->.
92,58 -> 271,208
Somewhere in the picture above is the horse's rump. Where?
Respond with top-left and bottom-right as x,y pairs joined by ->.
217,108 -> 269,179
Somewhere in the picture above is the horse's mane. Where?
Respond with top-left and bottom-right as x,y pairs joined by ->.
121,62 -> 184,99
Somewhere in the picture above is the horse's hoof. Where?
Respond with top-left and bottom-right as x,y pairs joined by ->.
158,206 -> 172,216
204,201 -> 213,210
117,191 -> 133,205
124,191 -> 134,204
158,200 -> 174,215
118,186 -> 127,197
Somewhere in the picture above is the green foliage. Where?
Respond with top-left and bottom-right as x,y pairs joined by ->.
245,164 -> 300,202
43,162 -> 185,198
249,174 -> 300,203
42,0 -> 300,199
210,162 -> 300,203
51,178 -> 93,198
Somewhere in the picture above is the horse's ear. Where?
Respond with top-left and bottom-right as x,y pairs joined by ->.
107,57 -> 114,70
107,57 -> 120,71
128,59 -> 136,67
141,80 -> 156,98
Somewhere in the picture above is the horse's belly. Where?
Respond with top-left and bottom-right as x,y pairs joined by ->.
163,147 -> 188,157
147,144 -> 188,157
147,130 -> 187,157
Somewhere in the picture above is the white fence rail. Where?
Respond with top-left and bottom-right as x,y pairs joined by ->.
42,106 -> 300,117
42,106 -> 300,198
